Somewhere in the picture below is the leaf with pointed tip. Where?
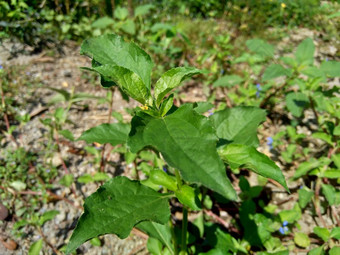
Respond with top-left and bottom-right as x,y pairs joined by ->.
218,144 -> 289,192
154,67 -> 201,107
285,92 -> 309,117
262,64 -> 292,81
246,39 -> 274,58
66,177 -> 171,254
320,61 -> 340,78
160,94 -> 174,117
210,106 -> 266,148
78,123 -> 130,146
295,38 -> 315,66
92,65 -> 151,104
80,34 -> 153,89
128,104 -> 237,200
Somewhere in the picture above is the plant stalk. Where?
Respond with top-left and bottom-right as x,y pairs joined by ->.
175,169 -> 182,189
181,207 -> 188,254
169,218 -> 178,255
313,177 -> 327,228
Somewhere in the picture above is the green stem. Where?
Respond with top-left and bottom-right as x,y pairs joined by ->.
313,177 -> 327,228
169,218 -> 178,255
175,169 -> 182,189
181,207 -> 188,254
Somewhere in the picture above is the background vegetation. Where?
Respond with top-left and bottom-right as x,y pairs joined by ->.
0,0 -> 340,254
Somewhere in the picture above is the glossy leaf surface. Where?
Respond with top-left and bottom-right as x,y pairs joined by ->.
80,34 -> 153,89
93,65 -> 151,104
128,104 -> 237,200
218,144 -> 289,191
154,67 -> 201,106
210,106 -> 266,147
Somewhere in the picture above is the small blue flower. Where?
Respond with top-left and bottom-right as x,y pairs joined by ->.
0,65 -> 3,69
326,57 -> 329,62
256,83 -> 262,98
220,69 -> 225,75
267,137 -> 273,149
279,226 -> 289,234
279,221 -> 289,234
208,110 -> 214,116
163,166 -> 167,172
46,169 -> 51,173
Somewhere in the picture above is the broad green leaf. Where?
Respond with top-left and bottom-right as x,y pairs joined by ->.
128,104 -> 237,200
262,64 -> 291,81
332,154 -> 340,169
218,144 -> 288,191
92,65 -> 150,104
285,92 -> 309,117
321,184 -> 336,205
262,239 -> 288,254
79,123 -> 130,146
308,246 -> 325,255
137,221 -> 174,255
281,56 -> 297,68
114,6 -> 129,20
323,169 -> 340,179
295,38 -> 315,66
239,200 -> 261,246
92,16 -> 114,29
77,174 -> 93,184
312,132 -> 333,146
207,227 -> 237,254
293,158 -> 323,179
330,227 -> 340,239
328,11 -> 340,19
300,66 -> 325,79
135,4 -> 155,16
246,39 -> 274,58
330,247 -> 340,255
154,67 -> 201,106
59,129 -> 75,141
313,227 -> 330,242
193,102 -> 214,114
28,239 -> 43,255
93,172 -> 110,181
80,34 -> 153,90
320,61 -> 340,78
66,177 -> 171,254
147,237 -> 163,255
213,75 -> 244,88
151,23 -> 175,33
210,106 -> 266,147
59,174 -> 74,188
334,125 -> 340,136
294,232 -> 310,248
121,19 -> 136,35
10,180 -> 26,191
39,210 -> 59,226
298,187 -> 313,209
